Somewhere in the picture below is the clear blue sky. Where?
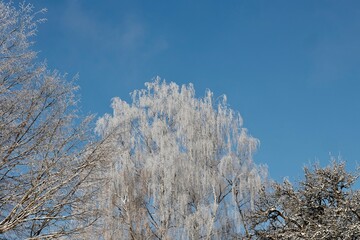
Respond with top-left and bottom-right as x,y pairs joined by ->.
22,0 -> 360,183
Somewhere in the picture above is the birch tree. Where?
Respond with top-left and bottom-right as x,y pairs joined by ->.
247,160 -> 360,239
0,2 -> 108,238
94,79 -> 267,239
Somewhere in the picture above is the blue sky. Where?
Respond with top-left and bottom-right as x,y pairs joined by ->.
23,0 -> 360,183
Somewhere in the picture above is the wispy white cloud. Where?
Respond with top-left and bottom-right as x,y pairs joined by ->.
61,1 -> 101,41
306,20 -> 360,87
60,0 -> 167,58
308,41 -> 359,87
120,15 -> 145,50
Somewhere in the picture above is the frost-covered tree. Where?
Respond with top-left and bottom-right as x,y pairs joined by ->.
0,2 -> 108,238
94,79 -> 267,239
247,160 -> 360,239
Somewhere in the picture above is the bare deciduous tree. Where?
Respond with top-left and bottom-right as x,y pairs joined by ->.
0,2 -> 107,239
247,160 -> 360,239
93,79 -> 268,239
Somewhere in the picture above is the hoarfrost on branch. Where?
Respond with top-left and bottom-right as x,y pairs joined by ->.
94,78 -> 267,239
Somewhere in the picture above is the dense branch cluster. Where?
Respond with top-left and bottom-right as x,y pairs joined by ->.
247,161 -> 360,239
0,2 -> 108,239
93,79 -> 267,239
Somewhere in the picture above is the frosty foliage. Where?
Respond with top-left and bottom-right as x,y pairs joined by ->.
247,160 -> 360,239
0,2 -> 107,239
95,79 -> 267,239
